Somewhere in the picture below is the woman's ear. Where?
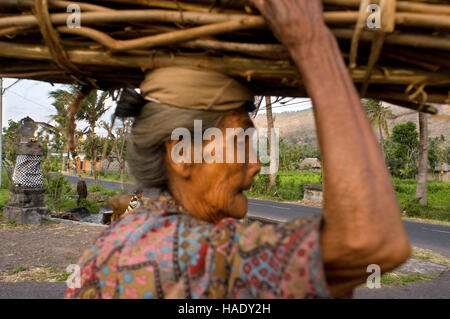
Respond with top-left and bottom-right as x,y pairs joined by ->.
164,139 -> 192,178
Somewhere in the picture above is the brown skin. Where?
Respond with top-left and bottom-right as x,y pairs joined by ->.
165,109 -> 261,224
166,0 -> 411,298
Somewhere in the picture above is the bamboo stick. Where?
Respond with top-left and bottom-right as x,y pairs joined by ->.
0,40 -> 448,88
0,0 -> 114,11
323,0 -> 450,15
56,16 -> 265,51
332,29 -> 450,51
181,39 -> 289,59
0,10 -> 260,28
0,9 -> 449,30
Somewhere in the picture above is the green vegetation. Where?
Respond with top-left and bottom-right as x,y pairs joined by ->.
43,174 -> 116,215
393,178 -> 450,221
87,184 -> 118,196
248,171 -> 321,201
411,247 -> 450,267
7,265 -> 29,275
0,188 -> 10,208
380,272 -> 437,285
247,171 -> 449,222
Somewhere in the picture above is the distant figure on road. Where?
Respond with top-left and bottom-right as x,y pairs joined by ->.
76,175 -> 88,206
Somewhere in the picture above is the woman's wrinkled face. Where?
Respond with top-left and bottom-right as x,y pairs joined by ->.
165,108 -> 261,223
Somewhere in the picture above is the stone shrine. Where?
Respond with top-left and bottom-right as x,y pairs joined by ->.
4,117 -> 50,224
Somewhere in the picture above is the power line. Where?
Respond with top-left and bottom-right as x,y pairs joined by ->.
5,89 -> 51,111
259,100 -> 312,111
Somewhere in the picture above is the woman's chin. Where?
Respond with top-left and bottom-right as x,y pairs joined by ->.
227,192 -> 248,219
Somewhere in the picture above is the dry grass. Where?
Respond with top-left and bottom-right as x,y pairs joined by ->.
411,247 -> 450,267
0,266 -> 69,283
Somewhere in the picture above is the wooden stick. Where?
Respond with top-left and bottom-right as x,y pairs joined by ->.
181,38 -> 289,59
0,9 -> 449,29
0,10 -> 260,28
332,29 -> 450,51
349,0 -> 370,70
0,0 -> 114,11
1,40 -> 449,87
380,98 -> 438,114
56,17 -> 265,51
323,0 -> 450,15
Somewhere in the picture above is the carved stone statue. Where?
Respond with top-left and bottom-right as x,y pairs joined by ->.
4,117 -> 50,224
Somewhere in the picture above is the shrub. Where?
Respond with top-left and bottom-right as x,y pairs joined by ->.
248,171 -> 322,201
79,198 -> 100,214
1,168 -> 10,189
87,184 -> 103,193
44,173 -> 72,203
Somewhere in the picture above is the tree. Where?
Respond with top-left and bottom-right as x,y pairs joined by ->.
265,96 -> 277,194
2,120 -> 20,165
101,119 -> 130,191
362,99 -> 395,155
428,135 -> 447,172
48,88 -> 75,172
2,120 -> 20,183
78,89 -> 110,185
385,121 -> 419,178
48,86 -> 110,183
415,112 -> 428,205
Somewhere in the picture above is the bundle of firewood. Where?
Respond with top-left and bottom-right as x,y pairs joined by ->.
0,0 -> 449,113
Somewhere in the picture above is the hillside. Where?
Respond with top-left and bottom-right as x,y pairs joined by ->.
254,104 -> 450,145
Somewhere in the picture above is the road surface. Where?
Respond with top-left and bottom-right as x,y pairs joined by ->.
62,174 -> 450,257
1,271 -> 449,299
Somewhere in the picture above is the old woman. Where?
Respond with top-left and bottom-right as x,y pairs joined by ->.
66,0 -> 410,299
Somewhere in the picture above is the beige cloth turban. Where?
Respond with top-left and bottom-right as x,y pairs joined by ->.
140,67 -> 254,111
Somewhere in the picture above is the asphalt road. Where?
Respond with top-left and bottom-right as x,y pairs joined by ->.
1,271 -> 448,299
0,282 -> 66,299
63,174 -> 450,257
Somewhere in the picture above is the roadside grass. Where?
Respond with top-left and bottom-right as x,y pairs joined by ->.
7,265 -> 29,275
0,265 -> 71,282
403,217 -> 450,226
380,272 -> 438,285
0,188 -> 10,208
411,247 -> 450,267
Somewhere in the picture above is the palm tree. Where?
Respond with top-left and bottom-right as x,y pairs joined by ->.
362,99 -> 396,155
48,88 -> 75,172
48,87 -> 110,183
78,90 -> 110,185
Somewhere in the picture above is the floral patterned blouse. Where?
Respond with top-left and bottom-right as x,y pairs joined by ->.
65,191 -> 330,299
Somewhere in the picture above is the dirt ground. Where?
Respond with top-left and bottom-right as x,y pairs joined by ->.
0,219 -> 105,278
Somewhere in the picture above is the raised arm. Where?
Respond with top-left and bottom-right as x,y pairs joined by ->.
250,0 -> 410,297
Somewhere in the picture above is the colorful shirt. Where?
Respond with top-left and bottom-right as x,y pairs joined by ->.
65,191 -> 329,299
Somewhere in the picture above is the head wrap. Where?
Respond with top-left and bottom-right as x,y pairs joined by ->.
139,67 -> 254,112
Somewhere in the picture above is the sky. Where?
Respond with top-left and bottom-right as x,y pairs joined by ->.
1,78 -> 313,135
